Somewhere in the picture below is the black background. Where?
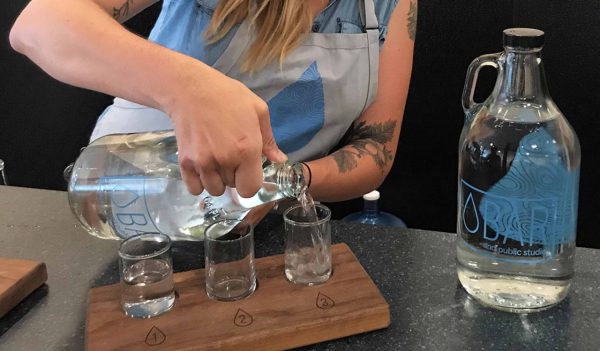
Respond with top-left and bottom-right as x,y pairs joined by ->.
1,1 -> 599,248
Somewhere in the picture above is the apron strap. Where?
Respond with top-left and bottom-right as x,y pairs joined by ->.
360,0 -> 380,113
211,21 -> 253,74
359,0 -> 379,30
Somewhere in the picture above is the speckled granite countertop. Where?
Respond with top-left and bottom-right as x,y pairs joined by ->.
0,186 -> 598,350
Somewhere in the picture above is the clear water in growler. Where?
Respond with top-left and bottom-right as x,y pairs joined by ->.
457,28 -> 580,312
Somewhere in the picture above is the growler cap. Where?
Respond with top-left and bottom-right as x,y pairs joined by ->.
503,28 -> 545,49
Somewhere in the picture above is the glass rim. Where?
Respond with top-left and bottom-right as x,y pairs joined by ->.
204,219 -> 253,242
283,203 -> 331,227
118,232 -> 172,260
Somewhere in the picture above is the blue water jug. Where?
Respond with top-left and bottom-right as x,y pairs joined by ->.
342,191 -> 406,228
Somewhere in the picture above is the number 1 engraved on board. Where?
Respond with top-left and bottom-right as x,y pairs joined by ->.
145,326 -> 166,346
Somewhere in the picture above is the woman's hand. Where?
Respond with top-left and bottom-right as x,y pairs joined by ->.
166,66 -> 287,197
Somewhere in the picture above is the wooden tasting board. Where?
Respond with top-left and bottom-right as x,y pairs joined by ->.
0,258 -> 47,318
86,243 -> 390,350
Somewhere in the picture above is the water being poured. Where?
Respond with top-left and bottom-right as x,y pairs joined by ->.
284,191 -> 332,285
297,192 -> 326,265
297,191 -> 318,221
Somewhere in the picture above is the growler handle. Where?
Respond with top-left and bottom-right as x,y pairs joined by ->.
461,53 -> 501,113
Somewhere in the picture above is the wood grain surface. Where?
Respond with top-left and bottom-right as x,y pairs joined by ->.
86,243 -> 390,350
0,258 -> 47,318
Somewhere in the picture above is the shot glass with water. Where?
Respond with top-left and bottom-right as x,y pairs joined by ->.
205,219 -> 256,301
118,233 -> 175,318
284,203 -> 332,285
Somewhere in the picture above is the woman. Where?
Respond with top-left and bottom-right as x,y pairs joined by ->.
10,0 -> 416,203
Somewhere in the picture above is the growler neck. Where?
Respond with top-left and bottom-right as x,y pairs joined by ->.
490,47 -> 560,122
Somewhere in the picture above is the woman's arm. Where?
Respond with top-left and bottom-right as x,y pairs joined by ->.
9,0 -> 169,106
307,0 -> 416,202
10,0 -> 286,198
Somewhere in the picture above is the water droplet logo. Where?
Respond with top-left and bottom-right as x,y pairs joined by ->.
316,292 -> 335,310
463,192 -> 480,233
107,184 -> 140,208
233,308 -> 253,327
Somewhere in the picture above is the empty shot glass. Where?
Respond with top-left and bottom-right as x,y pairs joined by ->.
204,220 -> 256,301
118,233 -> 175,318
284,203 -> 332,285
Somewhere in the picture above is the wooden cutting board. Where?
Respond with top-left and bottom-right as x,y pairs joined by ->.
0,258 -> 48,318
86,243 -> 390,350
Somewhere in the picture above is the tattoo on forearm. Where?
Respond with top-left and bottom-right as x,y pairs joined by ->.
332,120 -> 397,173
113,0 -> 134,20
407,0 -> 417,41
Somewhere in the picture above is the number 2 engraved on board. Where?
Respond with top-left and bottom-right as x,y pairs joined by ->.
234,308 -> 253,327
316,292 -> 335,310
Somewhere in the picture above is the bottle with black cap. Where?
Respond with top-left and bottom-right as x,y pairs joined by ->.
457,28 -> 580,312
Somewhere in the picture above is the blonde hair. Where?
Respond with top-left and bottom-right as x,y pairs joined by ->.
205,0 -> 312,72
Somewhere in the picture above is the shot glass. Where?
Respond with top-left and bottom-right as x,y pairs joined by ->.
118,233 -> 175,318
283,203 -> 332,285
204,220 -> 256,301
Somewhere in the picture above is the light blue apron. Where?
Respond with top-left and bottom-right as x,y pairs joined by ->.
91,0 -> 380,162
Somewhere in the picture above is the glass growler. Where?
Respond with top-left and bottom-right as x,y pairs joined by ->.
457,28 -> 580,312
67,131 -> 306,241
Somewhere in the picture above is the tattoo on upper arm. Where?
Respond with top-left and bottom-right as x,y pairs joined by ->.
331,120 -> 397,173
113,0 -> 134,20
407,0 -> 417,41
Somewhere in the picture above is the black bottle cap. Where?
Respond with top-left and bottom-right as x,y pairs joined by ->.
503,28 -> 545,49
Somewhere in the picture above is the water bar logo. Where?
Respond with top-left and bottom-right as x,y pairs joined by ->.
461,180 -> 570,247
